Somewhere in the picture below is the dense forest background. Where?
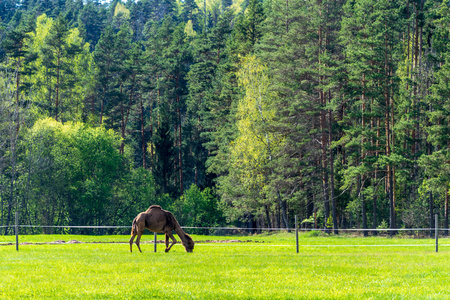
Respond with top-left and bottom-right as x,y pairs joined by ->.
0,0 -> 449,234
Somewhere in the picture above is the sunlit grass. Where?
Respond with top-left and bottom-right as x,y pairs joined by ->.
1,233 -> 450,299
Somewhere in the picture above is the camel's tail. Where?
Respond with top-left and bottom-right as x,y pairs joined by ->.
131,217 -> 138,236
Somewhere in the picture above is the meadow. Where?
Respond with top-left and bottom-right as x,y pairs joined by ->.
1,232 -> 450,299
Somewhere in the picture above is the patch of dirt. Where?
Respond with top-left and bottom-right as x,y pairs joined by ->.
200,240 -> 264,243
50,240 -> 66,244
1,239 -> 265,246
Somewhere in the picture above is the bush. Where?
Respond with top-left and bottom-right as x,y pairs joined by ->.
303,230 -> 328,237
172,184 -> 224,233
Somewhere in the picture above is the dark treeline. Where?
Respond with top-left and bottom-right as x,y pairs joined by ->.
0,0 -> 449,234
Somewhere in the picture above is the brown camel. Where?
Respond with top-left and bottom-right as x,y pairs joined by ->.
129,205 -> 194,253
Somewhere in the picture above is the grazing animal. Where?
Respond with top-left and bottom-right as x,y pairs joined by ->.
129,205 -> 194,253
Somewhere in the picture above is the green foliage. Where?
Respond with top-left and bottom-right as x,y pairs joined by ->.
1,0 -> 450,234
173,184 -> 223,230
326,215 -> 333,229
113,167 -> 158,227
303,230 -> 328,237
152,103 -> 176,196
25,14 -> 94,122
219,55 -> 285,222
24,118 -> 122,228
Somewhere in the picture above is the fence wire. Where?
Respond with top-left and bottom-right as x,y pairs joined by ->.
1,222 -> 447,253
0,224 -> 448,231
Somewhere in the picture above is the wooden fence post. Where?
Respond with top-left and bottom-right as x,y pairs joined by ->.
15,212 -> 19,251
436,214 -> 438,253
295,215 -> 299,254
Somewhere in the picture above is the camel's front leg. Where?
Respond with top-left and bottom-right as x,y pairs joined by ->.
165,232 -> 177,253
165,233 -> 170,250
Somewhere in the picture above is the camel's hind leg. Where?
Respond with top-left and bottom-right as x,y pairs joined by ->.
165,232 -> 177,253
129,233 -> 136,252
129,231 -> 143,253
135,232 -> 143,253
130,214 -> 145,253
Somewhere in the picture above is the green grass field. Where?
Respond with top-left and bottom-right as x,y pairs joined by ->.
1,232 -> 450,299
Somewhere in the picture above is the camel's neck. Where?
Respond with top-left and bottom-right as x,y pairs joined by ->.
173,222 -> 189,243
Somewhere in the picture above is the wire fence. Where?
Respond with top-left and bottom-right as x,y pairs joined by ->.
0,213 -> 447,252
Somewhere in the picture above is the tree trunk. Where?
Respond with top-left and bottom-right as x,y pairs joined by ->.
361,191 -> 368,237
384,24 -> 395,236
429,190 -> 434,238
176,71 -> 183,193
361,74 -> 367,237
149,100 -> 154,171
100,66 -> 110,125
445,186 -> 449,237
4,100 -> 19,235
265,205 -> 271,229
277,190 -> 289,231
318,0 -> 329,232
141,99 -> 147,169
371,97 -> 378,235
120,85 -> 125,154
329,106 -> 337,234
55,55 -> 60,121
15,54 -> 21,104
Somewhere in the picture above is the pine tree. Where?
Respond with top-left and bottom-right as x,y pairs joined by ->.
78,0 -> 106,49
231,0 -> 264,55
0,0 -> 19,23
41,14 -> 71,121
152,102 -> 176,196
423,1 -> 450,233
340,0 -> 405,235
1,15 -> 36,105
30,14 -> 92,122
63,0 -> 83,26
256,0 -> 340,229
186,10 -> 235,188
180,0 -> 199,31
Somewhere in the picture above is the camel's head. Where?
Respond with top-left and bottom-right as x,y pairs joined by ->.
183,233 -> 194,253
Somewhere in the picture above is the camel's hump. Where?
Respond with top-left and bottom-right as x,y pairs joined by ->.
148,205 -> 162,210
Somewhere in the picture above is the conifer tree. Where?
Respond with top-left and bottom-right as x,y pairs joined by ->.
78,0 -> 106,49
186,10 -> 235,184
1,15 -> 36,105
256,0 -> 339,229
41,14 -> 72,121
152,102 -> 176,196
93,25 -> 117,125
340,0 -> 405,235
180,0 -> 199,31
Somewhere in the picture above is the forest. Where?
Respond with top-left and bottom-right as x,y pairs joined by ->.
0,0 -> 449,234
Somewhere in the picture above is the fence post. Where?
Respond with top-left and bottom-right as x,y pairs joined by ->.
15,211 -> 19,251
435,214 -> 438,253
295,215 -> 299,254
154,232 -> 157,253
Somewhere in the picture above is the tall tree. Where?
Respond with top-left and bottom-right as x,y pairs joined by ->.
26,14 -> 93,122
2,15 -> 36,105
221,55 -> 288,227
340,0 -> 405,234
41,14 -> 74,120
78,0 -> 106,50
152,102 -> 176,196
424,2 -> 450,233
93,25 -> 118,125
